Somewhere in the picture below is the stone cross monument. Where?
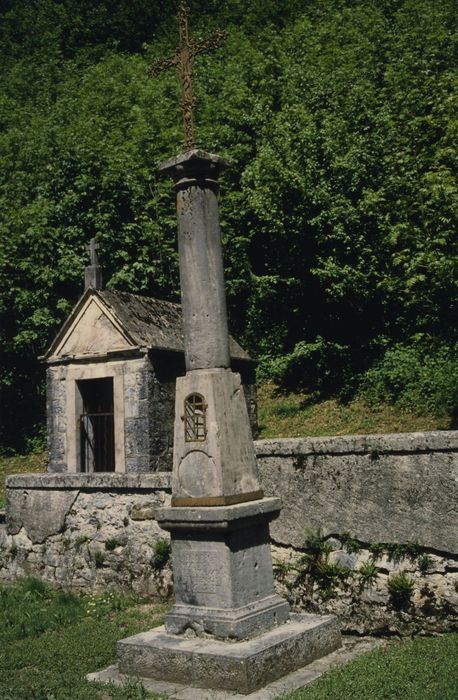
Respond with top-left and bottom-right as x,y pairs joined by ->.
103,3 -> 341,693
84,237 -> 103,290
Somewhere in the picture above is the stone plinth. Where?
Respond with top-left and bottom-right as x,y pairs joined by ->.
116,613 -> 341,694
172,368 -> 262,506
156,499 -> 289,639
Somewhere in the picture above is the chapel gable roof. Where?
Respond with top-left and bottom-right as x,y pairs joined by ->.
43,288 -> 252,363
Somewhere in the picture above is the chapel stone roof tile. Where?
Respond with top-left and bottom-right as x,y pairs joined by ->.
45,288 -> 253,363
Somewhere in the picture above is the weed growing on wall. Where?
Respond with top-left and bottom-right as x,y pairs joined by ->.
273,529 -> 451,631
388,571 -> 416,610
357,561 -> 380,589
151,538 -> 171,571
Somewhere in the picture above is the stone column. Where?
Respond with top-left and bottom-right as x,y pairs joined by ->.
158,150 -> 230,370
111,147 -> 341,692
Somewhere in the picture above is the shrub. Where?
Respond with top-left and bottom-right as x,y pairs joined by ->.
358,341 -> 458,416
151,539 -> 171,571
388,571 -> 415,609
257,338 -> 350,396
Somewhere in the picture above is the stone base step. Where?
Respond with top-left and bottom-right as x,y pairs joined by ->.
88,634 -> 382,700
113,613 -> 341,695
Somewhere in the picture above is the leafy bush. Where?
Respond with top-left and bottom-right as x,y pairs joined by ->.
151,538 -> 171,571
258,338 -> 350,396
388,571 -> 415,609
1,0 -> 457,450
358,342 -> 458,416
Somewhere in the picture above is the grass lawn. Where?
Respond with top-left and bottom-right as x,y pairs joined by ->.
257,382 -> 451,438
0,579 -> 167,700
0,580 -> 457,699
288,634 -> 458,700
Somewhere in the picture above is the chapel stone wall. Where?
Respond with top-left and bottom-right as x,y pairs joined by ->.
47,366 -> 67,473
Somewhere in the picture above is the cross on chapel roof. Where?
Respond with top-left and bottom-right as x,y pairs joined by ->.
85,237 -> 103,291
88,237 -> 100,266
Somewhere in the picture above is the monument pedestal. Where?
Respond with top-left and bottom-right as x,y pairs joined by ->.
110,498 -> 341,694
157,498 -> 289,639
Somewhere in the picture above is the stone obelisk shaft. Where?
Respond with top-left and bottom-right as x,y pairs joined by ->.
174,159 -> 230,370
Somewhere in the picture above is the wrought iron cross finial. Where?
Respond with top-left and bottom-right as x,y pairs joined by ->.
149,1 -> 227,149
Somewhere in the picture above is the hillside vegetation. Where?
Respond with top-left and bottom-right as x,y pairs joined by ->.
0,0 -> 456,451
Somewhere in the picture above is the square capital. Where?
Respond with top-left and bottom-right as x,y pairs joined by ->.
158,148 -> 229,181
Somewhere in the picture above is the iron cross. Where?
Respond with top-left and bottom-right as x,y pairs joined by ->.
149,1 -> 227,149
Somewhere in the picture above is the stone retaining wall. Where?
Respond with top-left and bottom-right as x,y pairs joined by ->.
0,431 -> 456,634
0,474 -> 173,596
258,431 -> 458,553
261,431 -> 458,634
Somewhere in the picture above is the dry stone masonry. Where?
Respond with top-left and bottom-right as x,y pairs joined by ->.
1,432 -> 457,636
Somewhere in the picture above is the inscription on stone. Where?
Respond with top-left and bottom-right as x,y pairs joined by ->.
175,541 -> 225,606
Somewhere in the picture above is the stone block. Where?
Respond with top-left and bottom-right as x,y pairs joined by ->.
7,489 -> 78,543
117,613 -> 341,694
157,499 -> 288,639
172,369 -> 262,506
256,434 -> 458,553
130,503 -> 157,521
166,595 -> 290,640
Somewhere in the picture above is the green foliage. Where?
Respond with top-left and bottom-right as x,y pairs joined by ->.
105,537 -> 123,551
358,342 -> 458,416
74,535 -> 89,551
340,532 -> 361,554
418,553 -> 434,573
151,538 -> 171,571
258,339 -> 350,395
388,571 -> 416,609
286,633 -> 458,700
0,0 -> 457,449
384,541 -> 421,563
257,382 -> 449,438
0,578 -> 83,643
296,529 -> 352,600
84,589 -> 131,619
93,550 -> 105,568
357,561 -> 379,588
0,579 -> 167,699
368,542 -> 386,560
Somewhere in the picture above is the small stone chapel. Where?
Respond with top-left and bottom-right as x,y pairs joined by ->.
43,244 -> 257,475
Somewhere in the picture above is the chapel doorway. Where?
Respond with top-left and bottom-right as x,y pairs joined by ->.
77,377 -> 115,472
